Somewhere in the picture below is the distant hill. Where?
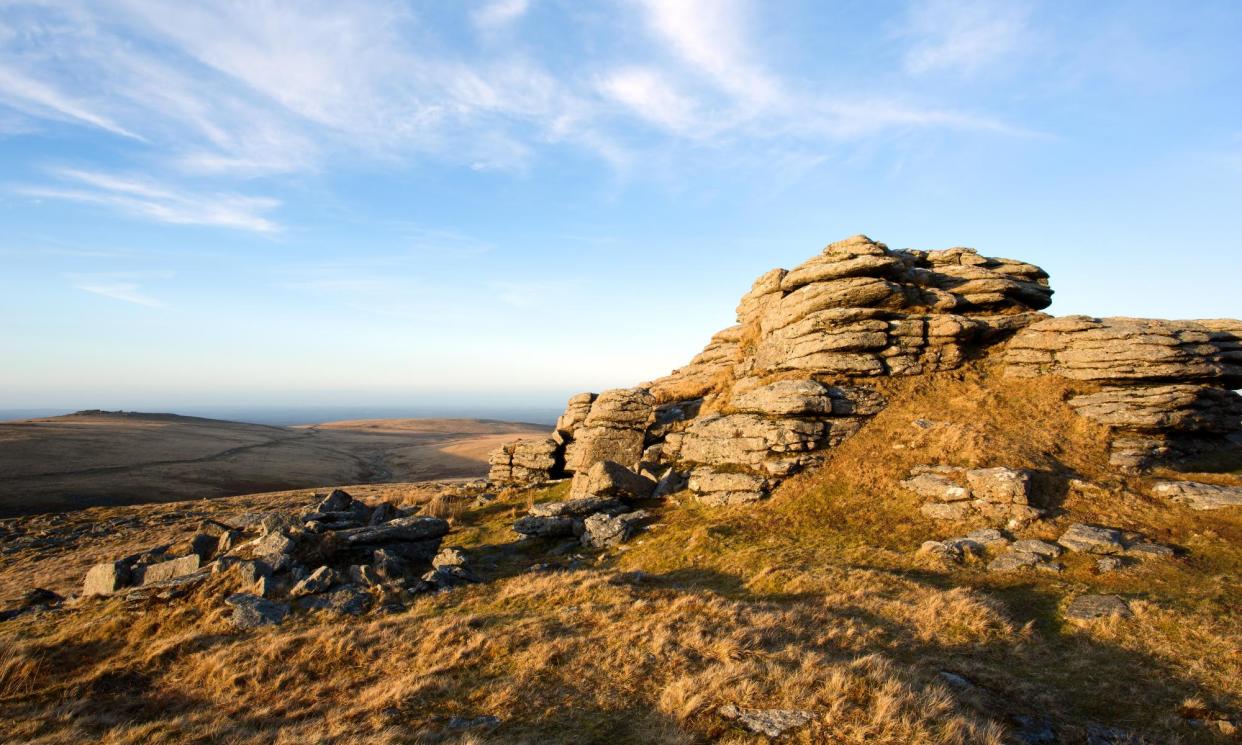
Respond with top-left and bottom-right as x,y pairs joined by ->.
0,412 -> 545,516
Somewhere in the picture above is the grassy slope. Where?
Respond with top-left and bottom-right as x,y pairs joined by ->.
1,363 -> 1239,744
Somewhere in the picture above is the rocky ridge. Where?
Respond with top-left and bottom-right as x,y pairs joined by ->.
489,235 -> 1242,518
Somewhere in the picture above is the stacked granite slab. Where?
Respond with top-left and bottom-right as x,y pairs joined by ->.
490,235 -> 1239,502
1004,316 -> 1242,469
490,235 -> 1054,504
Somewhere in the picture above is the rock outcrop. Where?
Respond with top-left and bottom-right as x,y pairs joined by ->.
80,489 -> 455,623
489,235 -> 1240,505
1005,316 -> 1242,470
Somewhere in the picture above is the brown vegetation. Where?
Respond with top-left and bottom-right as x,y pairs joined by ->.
0,364 -> 1239,742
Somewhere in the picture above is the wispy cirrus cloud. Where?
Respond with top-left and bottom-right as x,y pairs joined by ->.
899,0 -> 1032,75
18,168 -> 282,233
472,0 -> 531,32
67,272 -> 169,307
0,64 -> 145,140
0,0 -> 1043,233
612,0 -> 1038,143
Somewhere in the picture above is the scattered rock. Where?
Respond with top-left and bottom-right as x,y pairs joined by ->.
1010,539 -> 1062,558
297,584 -> 371,615
335,516 -> 450,546
987,551 -> 1043,572
83,561 -> 130,596
136,554 -> 201,586
432,546 -> 468,569
902,471 -> 971,502
291,566 -> 339,596
1151,480 -> 1242,510
317,489 -> 353,513
1095,556 -> 1126,573
1058,523 -> 1125,554
226,593 -> 289,629
964,467 -> 1031,504
1125,541 -> 1175,559
513,515 -> 580,538
1065,594 -> 1133,622
920,502 -> 972,521
718,704 -> 815,737
528,496 -> 625,519
580,510 -> 648,548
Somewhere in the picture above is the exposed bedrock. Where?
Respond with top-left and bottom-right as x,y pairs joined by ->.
1006,316 -> 1242,470
489,235 -> 1240,500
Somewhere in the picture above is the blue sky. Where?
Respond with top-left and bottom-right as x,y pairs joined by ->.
1,0 -> 1240,413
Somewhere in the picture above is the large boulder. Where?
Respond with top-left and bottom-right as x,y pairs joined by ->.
564,388 -> 656,472
487,438 -> 560,485
568,460 -> 655,501
83,561 -> 130,596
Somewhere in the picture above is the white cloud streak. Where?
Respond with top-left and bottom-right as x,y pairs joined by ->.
0,0 -> 1039,230
901,0 -> 1032,75
19,169 -> 282,233
473,0 -> 531,32
68,273 -> 166,307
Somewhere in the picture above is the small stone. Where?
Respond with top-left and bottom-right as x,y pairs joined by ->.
718,704 -> 814,738
1010,539 -> 1063,558
1125,541 -> 1175,559
919,540 -> 963,563
965,467 -> 1032,504
226,593 -> 289,629
349,564 -> 381,587
254,530 -> 295,557
367,501 -> 400,525
965,528 -> 1007,545
297,584 -> 371,615
136,554 -> 201,586
1065,594 -> 1132,622
22,588 -> 63,606
372,549 -> 407,580
432,547 -> 468,569
987,551 -> 1044,572
1095,556 -> 1126,573
580,510 -> 648,548
237,559 -> 270,585
902,472 -> 971,502
291,566 -> 339,596
920,502 -> 972,520
1058,523 -> 1125,554
317,489 -> 353,513
422,565 -> 479,588
1151,481 -> 1242,510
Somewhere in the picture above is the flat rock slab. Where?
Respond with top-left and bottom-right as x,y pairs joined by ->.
1065,594 -> 1132,622
1152,480 -> 1242,510
1058,523 -> 1125,554
719,704 -> 814,737
335,516 -> 450,545
226,593 -> 289,629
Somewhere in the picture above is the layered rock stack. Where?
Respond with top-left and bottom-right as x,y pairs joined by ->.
489,235 -> 1241,504
1005,317 -> 1242,469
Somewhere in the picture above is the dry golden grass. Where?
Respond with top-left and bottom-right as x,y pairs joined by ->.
1,362 -> 1239,743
